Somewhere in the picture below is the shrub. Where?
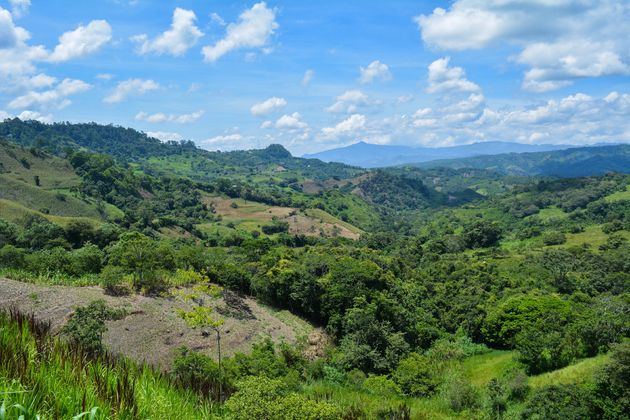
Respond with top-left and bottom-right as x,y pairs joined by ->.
0,245 -> 26,269
69,244 -> 104,276
62,300 -> 126,354
443,376 -> 481,413
521,384 -> 594,419
362,375 -> 400,395
542,231 -> 566,246
224,376 -> 341,420
392,353 -> 438,397
515,328 -> 578,374
99,265 -> 132,296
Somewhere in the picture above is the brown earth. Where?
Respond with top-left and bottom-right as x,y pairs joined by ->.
0,278 -> 325,369
203,195 -> 360,240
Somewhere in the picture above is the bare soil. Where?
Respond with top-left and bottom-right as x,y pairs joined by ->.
0,278 -> 324,369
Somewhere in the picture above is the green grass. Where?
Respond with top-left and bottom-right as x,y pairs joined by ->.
0,199 -> 103,228
531,206 -> 568,222
461,350 -> 517,386
604,184 -> 630,203
0,142 -> 81,189
304,209 -> 363,234
0,310 -> 214,419
529,353 -> 610,388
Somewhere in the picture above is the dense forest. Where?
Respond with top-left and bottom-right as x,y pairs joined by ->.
0,120 -> 628,419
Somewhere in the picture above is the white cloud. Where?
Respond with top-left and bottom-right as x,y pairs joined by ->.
416,1 -> 630,91
321,114 -> 366,139
202,2 -> 278,63
17,110 -> 52,123
48,20 -> 112,62
396,95 -> 414,104
275,112 -> 308,130
427,57 -> 480,93
359,60 -> 391,83
201,133 -> 243,146
96,73 -> 113,80
9,78 -> 91,109
0,110 -> 9,119
250,96 -> 287,116
210,12 -> 226,26
0,7 -> 20,49
302,69 -> 314,87
132,8 -> 203,56
135,110 -> 204,124
104,79 -> 159,104
9,0 -> 30,18
326,90 -> 380,114
260,120 -> 273,129
146,131 -> 183,142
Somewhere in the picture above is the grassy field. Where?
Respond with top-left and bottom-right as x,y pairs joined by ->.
604,184 -> 630,203
199,194 -> 361,239
529,353 -> 610,388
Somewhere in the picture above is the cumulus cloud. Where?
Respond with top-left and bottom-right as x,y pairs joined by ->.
135,110 -> 204,124
146,131 -> 183,142
275,112 -> 308,130
359,60 -> 392,83
48,20 -> 112,62
104,79 -> 159,103
427,57 -> 480,93
326,90 -> 380,114
201,133 -> 244,149
17,110 -> 52,123
302,69 -> 314,87
202,2 -> 278,63
9,0 -> 30,18
9,78 -> 91,109
250,96 -> 287,116
132,8 -> 203,56
0,7 -> 20,49
416,0 -> 630,91
321,114 -> 366,139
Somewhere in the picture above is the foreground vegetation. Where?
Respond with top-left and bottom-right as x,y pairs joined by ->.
1,120 -> 629,418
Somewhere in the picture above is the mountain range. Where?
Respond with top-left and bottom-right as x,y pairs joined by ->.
304,141 -> 587,168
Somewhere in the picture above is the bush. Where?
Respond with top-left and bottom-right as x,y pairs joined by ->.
425,333 -> 489,362
515,328 -> 578,374
392,353 -> 438,397
443,376 -> 481,413
261,221 -> 289,235
521,384 -> 594,419
362,375 -> 400,396
224,376 -> 341,420
62,300 -> 126,354
69,244 -> 104,276
542,231 -> 566,246
0,245 -> 26,269
99,265 -> 132,296
172,348 -> 230,400
591,341 -> 630,419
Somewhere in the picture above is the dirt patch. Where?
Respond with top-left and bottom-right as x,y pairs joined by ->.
202,195 -> 360,240
0,278 -> 316,369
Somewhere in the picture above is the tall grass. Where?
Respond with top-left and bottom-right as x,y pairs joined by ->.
0,309 -> 214,419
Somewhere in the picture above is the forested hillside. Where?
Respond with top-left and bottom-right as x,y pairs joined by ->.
0,121 -> 629,419
413,144 -> 630,177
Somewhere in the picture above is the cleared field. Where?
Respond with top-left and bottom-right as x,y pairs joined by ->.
604,184 -> 630,202
0,277 -> 321,368
201,194 -> 361,239
530,353 -> 610,388
462,350 -> 517,386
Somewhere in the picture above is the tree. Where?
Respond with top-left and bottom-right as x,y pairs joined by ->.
174,283 -> 226,401
463,220 -> 502,248
107,232 -> 159,289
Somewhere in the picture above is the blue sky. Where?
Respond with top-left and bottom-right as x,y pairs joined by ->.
1,0 -> 630,155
